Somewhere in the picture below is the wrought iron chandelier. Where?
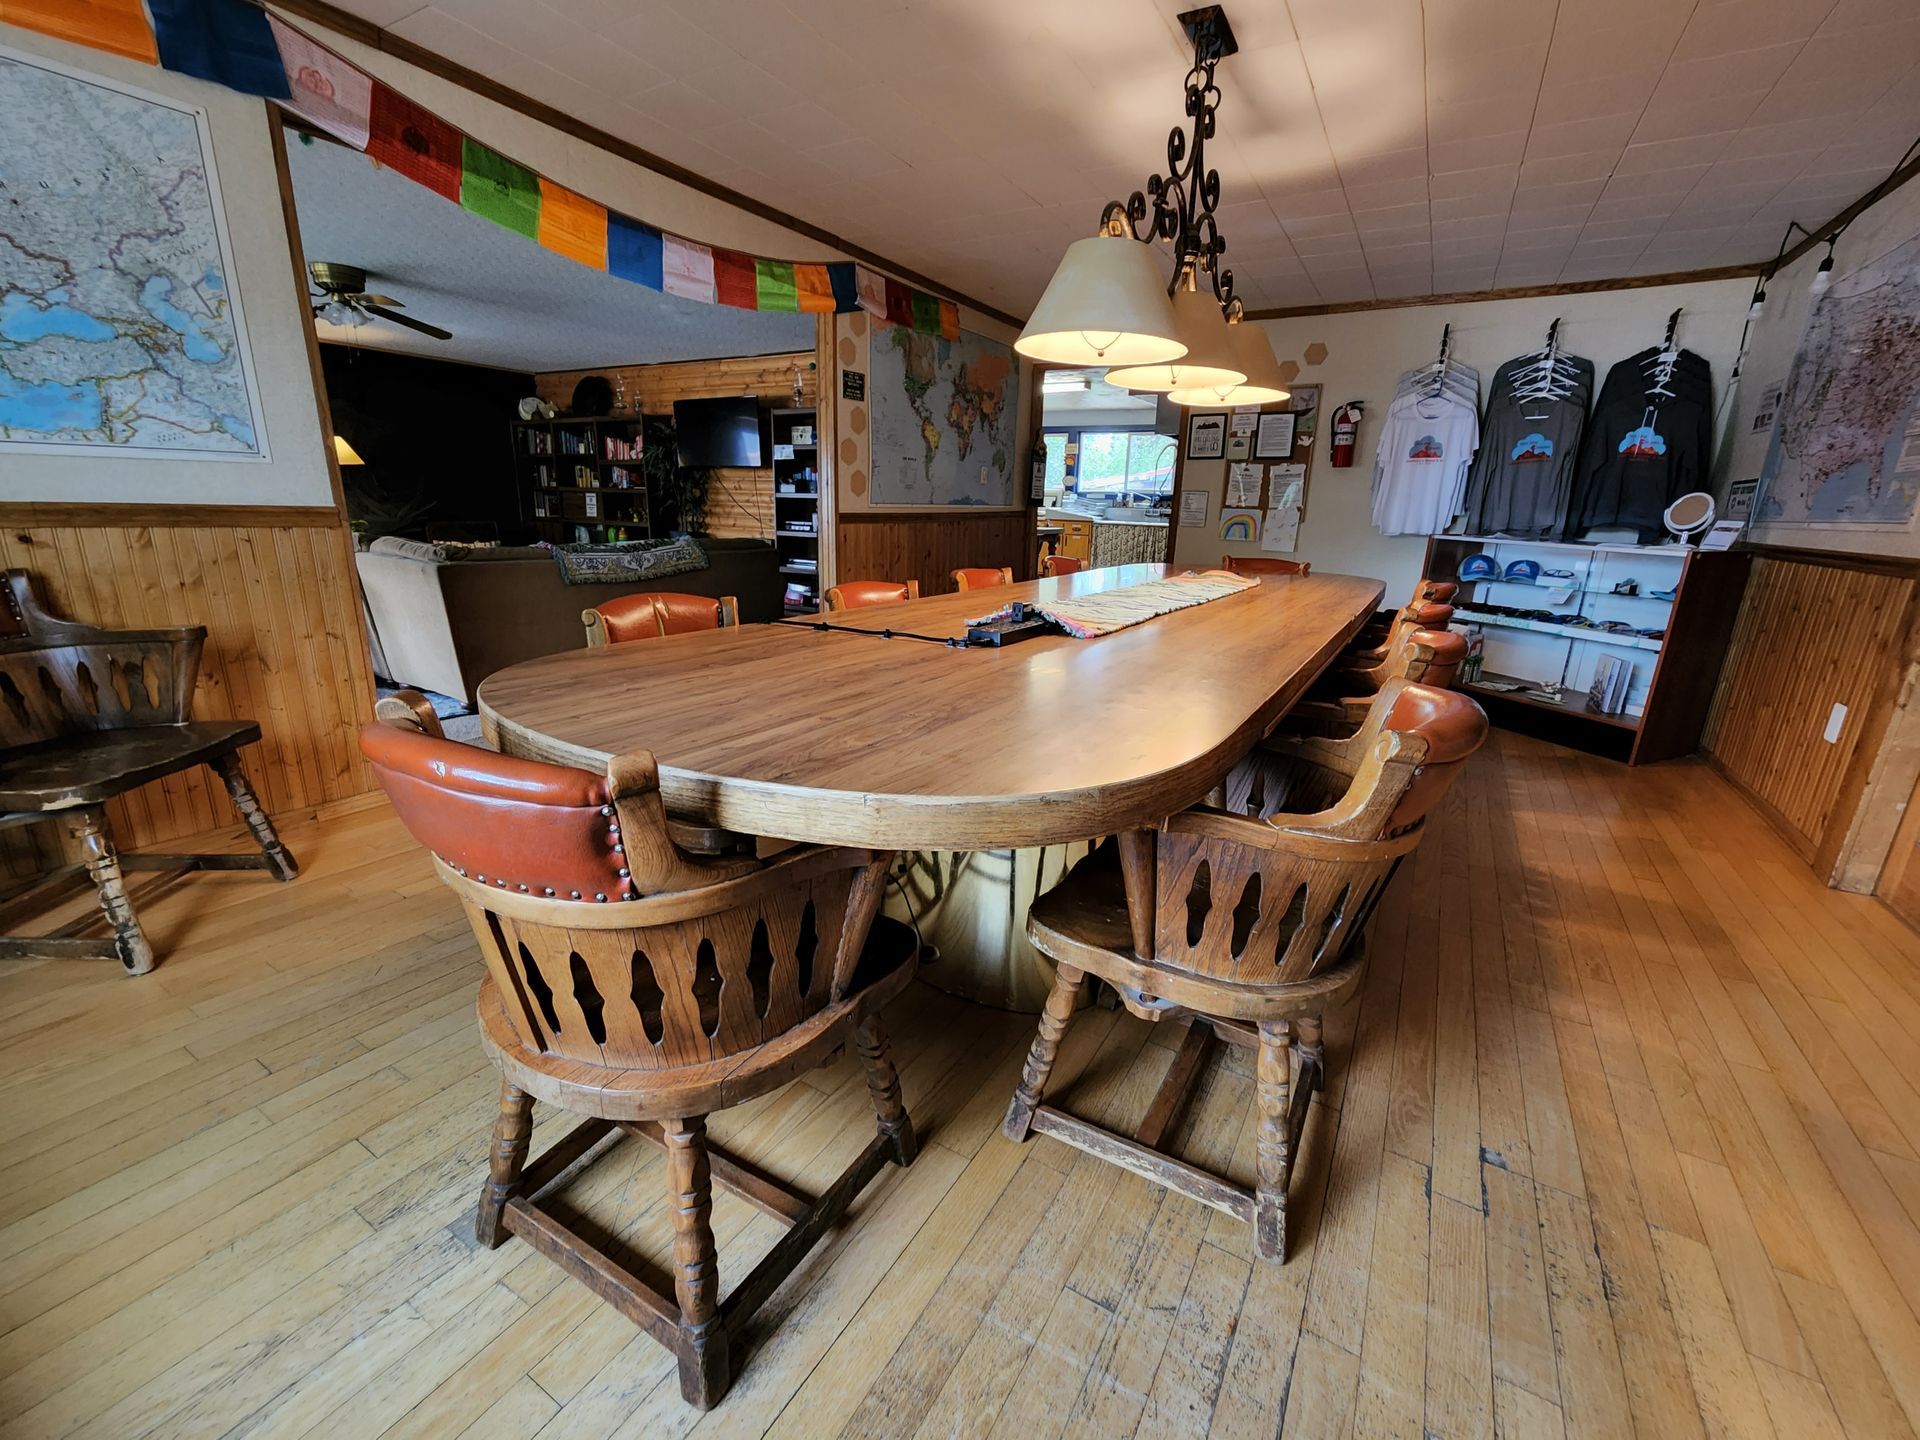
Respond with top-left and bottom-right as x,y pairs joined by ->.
1015,6 -> 1288,405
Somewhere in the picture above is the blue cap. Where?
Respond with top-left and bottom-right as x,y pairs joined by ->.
1458,553 -> 1499,581
1503,558 -> 1542,584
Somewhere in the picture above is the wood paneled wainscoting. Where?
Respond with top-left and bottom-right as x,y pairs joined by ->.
534,352 -> 818,544
0,505 -> 378,875
834,511 -> 1040,599
1702,546 -> 1920,890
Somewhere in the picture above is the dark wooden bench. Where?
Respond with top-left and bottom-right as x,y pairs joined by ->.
0,571 -> 297,975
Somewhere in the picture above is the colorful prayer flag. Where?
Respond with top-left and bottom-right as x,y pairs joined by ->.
713,248 -> 758,309
884,279 -> 914,328
5,0 -> 157,63
828,264 -> 861,314
755,259 -> 799,312
270,16 -> 371,149
938,299 -> 960,340
367,83 -> 462,202
855,266 -> 888,317
460,140 -> 540,239
662,237 -> 715,303
607,214 -> 664,289
793,264 -> 837,314
537,180 -> 606,270
911,291 -> 941,335
148,0 -> 290,98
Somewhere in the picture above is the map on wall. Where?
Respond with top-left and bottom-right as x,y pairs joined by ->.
1757,233 -> 1920,526
868,321 -> 1018,506
0,47 -> 266,459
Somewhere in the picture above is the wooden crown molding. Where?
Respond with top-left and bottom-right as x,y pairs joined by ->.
260,0 -> 1025,332
1241,264 -> 1767,321
0,503 -> 347,530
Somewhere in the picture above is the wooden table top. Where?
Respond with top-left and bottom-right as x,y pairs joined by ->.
478,565 -> 1383,849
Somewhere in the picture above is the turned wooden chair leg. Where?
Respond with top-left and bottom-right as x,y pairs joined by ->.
1002,962 -> 1085,1142
1295,1014 -> 1325,1095
210,752 -> 300,881
664,1115 -> 729,1409
855,1013 -> 918,1166
476,1078 -> 533,1247
1255,1019 -> 1293,1263
67,806 -> 154,975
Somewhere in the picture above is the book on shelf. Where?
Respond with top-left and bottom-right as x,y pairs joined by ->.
784,581 -> 816,608
1587,655 -> 1633,715
602,435 -> 640,461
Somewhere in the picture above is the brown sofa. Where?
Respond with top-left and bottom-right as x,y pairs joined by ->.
356,537 -> 781,703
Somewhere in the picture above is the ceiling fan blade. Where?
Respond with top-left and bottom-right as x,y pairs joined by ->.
357,294 -> 405,307
361,302 -> 451,341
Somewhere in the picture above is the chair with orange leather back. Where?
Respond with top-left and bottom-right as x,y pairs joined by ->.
1278,627 -> 1470,741
582,592 -> 738,647
360,702 -> 918,1410
1003,680 -> 1487,1263
824,579 -> 920,611
1221,555 -> 1311,576
951,566 -> 1013,592
1041,555 -> 1086,578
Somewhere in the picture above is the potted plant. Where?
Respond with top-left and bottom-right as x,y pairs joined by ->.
641,415 -> 710,537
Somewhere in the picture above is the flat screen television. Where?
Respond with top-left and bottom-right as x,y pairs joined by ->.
673,396 -> 762,468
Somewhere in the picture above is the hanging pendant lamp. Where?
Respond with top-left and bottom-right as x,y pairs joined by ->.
1169,311 -> 1291,406
1104,267 -> 1244,394
1013,227 -> 1186,367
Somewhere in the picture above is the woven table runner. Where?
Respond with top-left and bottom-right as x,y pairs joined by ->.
969,570 -> 1257,639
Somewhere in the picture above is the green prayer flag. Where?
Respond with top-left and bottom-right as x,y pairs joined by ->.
460,139 -> 540,239
754,259 -> 799,313
911,291 -> 941,334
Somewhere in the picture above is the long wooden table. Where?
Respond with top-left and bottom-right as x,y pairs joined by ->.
479,564 -> 1383,851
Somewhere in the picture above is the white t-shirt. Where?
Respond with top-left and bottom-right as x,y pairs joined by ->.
1371,389 -> 1480,536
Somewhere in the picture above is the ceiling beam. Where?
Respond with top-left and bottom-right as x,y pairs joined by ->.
1772,149 -> 1920,274
259,0 -> 1025,331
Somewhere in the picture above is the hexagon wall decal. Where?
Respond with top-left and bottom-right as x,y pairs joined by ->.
1303,342 -> 1329,366
1277,360 -> 1301,383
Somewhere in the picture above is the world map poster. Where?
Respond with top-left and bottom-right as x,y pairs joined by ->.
867,321 -> 1018,506
1758,233 -> 1920,526
0,47 -> 266,459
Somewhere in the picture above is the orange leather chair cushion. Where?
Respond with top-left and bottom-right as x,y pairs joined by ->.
1381,682 -> 1488,833
1042,555 -> 1085,577
592,593 -> 666,645
1420,580 -> 1459,602
359,724 -> 631,901
953,567 -> 1009,591
650,592 -> 724,635
834,580 -> 912,609
1408,600 -> 1454,628
1405,628 -> 1467,690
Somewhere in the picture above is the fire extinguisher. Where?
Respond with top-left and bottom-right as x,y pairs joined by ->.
1330,401 -> 1364,468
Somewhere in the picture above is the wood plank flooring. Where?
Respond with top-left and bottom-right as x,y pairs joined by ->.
2,731 -> 1918,1439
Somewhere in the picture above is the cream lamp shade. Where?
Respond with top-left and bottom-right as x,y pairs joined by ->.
1168,319 -> 1291,406
1105,282 -> 1246,395
1014,233 -> 1186,367
332,434 -> 366,466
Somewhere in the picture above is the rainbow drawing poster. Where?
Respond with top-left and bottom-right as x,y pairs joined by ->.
1220,508 -> 1262,542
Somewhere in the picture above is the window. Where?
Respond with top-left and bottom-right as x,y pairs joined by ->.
1043,427 -> 1176,497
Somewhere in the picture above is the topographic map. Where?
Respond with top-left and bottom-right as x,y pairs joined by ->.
0,49 -> 264,458
1758,233 -> 1920,525
869,322 -> 1017,506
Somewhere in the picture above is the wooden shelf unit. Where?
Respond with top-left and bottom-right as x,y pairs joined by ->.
1423,535 -> 1749,765
771,407 -> 820,613
511,416 -> 651,543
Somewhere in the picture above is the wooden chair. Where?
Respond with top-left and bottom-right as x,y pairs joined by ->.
360,710 -> 919,1410
824,579 -> 919,612
0,571 -> 297,975
1041,555 -> 1086,578
1221,555 -> 1311,576
951,566 -> 1013,592
1346,599 -> 1454,666
583,592 -> 739,647
1003,680 -> 1487,1262
1280,628 -> 1469,740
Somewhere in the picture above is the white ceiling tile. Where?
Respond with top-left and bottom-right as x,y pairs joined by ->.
1429,164 -> 1521,200
1429,95 -> 1541,144
1433,214 -> 1510,241
1337,148 -> 1431,186
1429,133 -> 1531,174
1746,80 -> 1882,127
1633,91 -> 1766,144
1613,135 -> 1736,175
1519,151 -> 1620,187
1288,230 -> 1365,257
1652,44 -> 1803,103
1526,114 -> 1641,160
1430,194 -> 1514,222
1776,21 -> 1920,91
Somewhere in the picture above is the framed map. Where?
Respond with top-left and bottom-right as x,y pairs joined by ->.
1757,233 -> 1920,527
0,46 -> 268,460
866,320 -> 1018,507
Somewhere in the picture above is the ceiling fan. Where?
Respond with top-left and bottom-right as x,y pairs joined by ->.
308,262 -> 452,341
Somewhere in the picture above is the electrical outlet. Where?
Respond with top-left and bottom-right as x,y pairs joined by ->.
1823,702 -> 1847,743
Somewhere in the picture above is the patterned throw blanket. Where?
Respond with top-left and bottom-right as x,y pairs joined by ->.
968,570 -> 1257,638
547,536 -> 707,586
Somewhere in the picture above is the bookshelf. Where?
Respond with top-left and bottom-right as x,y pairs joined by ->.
770,407 -> 820,613
1422,535 -> 1749,765
510,416 -> 652,543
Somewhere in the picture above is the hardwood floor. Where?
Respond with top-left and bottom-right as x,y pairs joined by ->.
2,731 -> 1918,1439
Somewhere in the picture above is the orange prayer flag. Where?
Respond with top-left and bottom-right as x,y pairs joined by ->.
537,179 -> 606,270
793,264 -> 837,314
3,0 -> 158,63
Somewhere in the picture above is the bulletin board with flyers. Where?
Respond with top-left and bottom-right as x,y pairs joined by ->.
1219,384 -> 1319,554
